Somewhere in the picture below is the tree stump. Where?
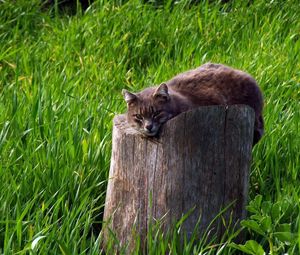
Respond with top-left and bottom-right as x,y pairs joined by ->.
103,105 -> 254,252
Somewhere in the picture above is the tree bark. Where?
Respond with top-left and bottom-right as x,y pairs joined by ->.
102,105 -> 254,252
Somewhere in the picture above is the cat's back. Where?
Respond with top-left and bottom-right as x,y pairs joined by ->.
165,63 -> 263,113
166,63 -> 255,90
166,63 -> 223,85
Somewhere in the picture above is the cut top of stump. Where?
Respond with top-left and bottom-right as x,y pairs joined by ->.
114,105 -> 255,144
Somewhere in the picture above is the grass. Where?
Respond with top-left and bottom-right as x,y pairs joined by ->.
0,0 -> 299,254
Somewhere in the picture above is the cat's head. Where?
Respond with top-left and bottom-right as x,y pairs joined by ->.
122,83 -> 173,137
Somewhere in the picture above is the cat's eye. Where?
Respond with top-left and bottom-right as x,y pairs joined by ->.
153,111 -> 162,118
133,114 -> 143,121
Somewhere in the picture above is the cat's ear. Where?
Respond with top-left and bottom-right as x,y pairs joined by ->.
122,89 -> 137,105
153,83 -> 170,101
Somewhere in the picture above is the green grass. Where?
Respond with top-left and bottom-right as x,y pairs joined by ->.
0,0 -> 299,254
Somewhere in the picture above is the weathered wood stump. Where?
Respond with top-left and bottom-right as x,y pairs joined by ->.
103,105 -> 254,252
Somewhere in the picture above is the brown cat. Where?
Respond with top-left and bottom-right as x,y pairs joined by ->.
122,63 -> 264,145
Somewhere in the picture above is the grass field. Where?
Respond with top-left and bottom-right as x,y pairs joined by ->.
0,0 -> 299,254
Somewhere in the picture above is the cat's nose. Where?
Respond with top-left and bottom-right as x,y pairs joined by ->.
145,123 -> 153,132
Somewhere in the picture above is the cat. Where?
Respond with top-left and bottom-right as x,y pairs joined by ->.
122,63 -> 264,145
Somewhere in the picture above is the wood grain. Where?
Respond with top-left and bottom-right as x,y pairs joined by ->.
102,105 -> 254,252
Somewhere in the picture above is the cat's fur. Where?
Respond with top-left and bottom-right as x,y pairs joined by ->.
122,63 -> 264,145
